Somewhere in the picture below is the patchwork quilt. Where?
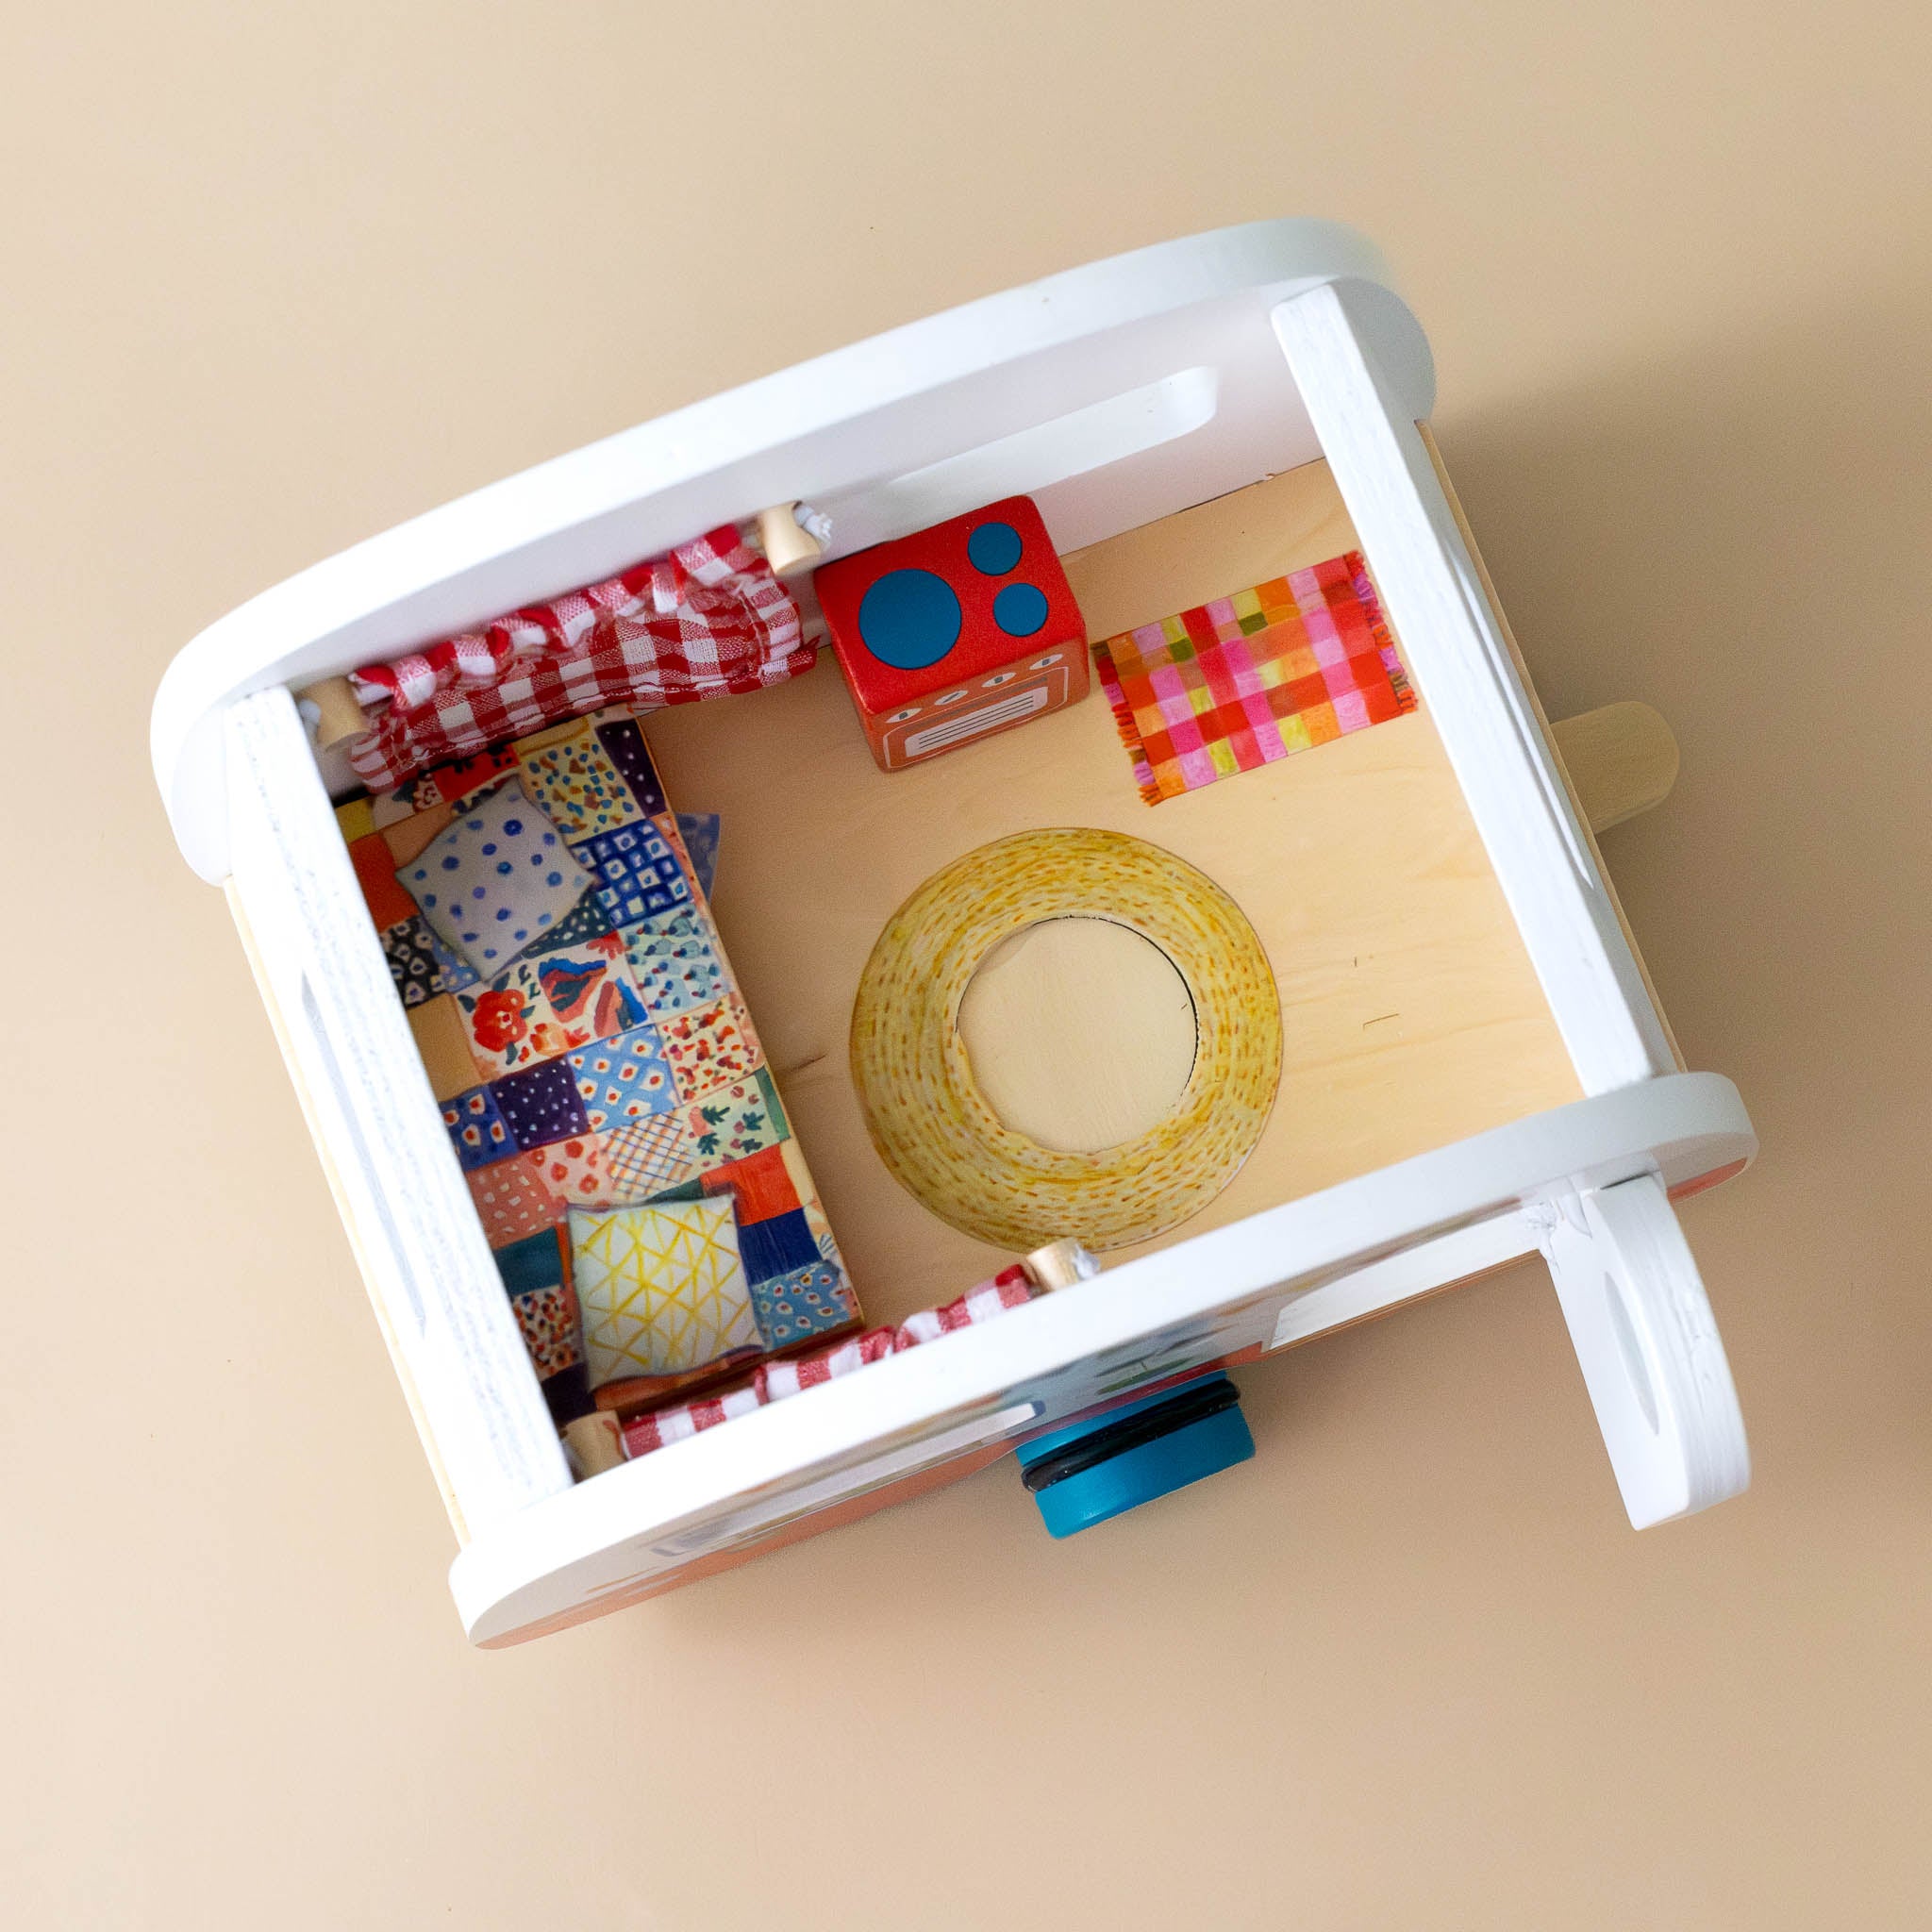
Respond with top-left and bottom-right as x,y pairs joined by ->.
339,708 -> 861,1450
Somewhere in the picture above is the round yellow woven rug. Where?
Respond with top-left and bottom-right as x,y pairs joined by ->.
849,828 -> 1283,1251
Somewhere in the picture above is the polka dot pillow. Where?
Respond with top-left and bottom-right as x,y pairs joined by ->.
399,780 -> 591,977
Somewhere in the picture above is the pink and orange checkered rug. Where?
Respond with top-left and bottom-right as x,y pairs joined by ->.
1091,550 -> 1416,804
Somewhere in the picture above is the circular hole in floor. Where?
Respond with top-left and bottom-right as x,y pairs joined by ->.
956,917 -> 1198,1154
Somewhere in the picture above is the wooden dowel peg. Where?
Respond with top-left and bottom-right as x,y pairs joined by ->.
562,1413 -> 627,1478
294,675 -> 368,752
1552,701 -> 1679,834
756,502 -> 826,577
1024,1239 -> 1100,1291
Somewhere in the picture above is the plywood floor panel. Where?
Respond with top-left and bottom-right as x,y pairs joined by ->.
642,462 -> 1580,1325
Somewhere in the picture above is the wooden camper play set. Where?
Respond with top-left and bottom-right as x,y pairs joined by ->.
152,221 -> 1754,1647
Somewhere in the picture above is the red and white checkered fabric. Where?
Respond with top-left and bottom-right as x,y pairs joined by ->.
754,1326 -> 898,1406
619,1381 -> 762,1459
617,1266 -> 1041,1460
892,1264 -> 1033,1349
344,524 -> 811,792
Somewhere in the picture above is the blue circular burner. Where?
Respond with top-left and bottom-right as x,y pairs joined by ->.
858,568 -> 961,668
992,580 -> 1050,638
966,520 -> 1024,575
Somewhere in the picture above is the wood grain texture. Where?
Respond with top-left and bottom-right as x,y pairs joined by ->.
958,917 -> 1197,1152
292,675 -> 365,751
1553,700 -> 1680,832
644,460 -> 1580,1325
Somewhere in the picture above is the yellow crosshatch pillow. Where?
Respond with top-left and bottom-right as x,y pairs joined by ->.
570,1197 -> 758,1386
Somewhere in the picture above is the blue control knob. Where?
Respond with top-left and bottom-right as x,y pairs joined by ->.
1015,1373 -> 1255,1538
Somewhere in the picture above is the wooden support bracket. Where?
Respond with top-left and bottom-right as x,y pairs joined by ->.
1551,700 -> 1679,834
1531,1172 -> 1749,1526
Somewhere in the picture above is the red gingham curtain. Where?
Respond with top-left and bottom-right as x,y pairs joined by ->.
343,524 -> 811,792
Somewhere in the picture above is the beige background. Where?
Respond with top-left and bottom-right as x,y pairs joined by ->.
5,2 -> 1929,1924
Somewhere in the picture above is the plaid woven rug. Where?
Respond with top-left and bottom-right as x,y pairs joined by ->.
1091,550 -> 1415,804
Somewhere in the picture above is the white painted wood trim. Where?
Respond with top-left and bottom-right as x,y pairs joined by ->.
225,689 -> 574,1528
1273,1187 -> 1750,1529
153,219 -> 1431,881
452,1073 -> 1751,1641
1267,1210 -> 1536,1351
644,1403 -> 1043,1565
1271,281 -> 1676,1093
1532,1174 -> 1750,1525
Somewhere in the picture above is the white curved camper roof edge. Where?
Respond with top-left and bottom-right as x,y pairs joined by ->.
150,217 -> 1432,880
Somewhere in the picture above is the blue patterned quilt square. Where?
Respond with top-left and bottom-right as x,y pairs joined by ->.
489,1055 -> 591,1151
441,1084 -> 521,1171
592,718 -> 668,816
739,1208 -> 821,1287
382,914 -> 472,1008
748,1259 -> 855,1349
572,821 -> 690,930
674,812 -> 721,899
625,928 -> 726,1020
566,1022 -> 677,1130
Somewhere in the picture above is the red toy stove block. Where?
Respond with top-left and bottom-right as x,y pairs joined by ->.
814,495 -> 1090,772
